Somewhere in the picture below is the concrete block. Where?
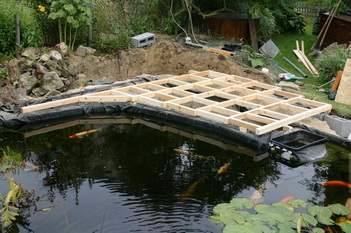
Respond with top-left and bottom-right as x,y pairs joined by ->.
325,115 -> 351,138
131,33 -> 156,47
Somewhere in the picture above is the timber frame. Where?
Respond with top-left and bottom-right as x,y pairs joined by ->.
21,70 -> 332,135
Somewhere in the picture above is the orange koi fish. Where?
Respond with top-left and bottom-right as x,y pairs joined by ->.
279,196 -> 295,203
320,181 -> 351,189
217,162 -> 231,174
179,181 -> 200,202
69,129 -> 99,138
173,149 -> 210,160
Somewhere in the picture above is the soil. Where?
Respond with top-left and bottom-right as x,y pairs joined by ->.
67,40 -> 271,83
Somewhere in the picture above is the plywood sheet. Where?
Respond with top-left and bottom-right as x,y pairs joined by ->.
335,59 -> 351,105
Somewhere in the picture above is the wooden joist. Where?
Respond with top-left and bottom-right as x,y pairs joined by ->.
294,40 -> 319,77
20,70 -> 332,135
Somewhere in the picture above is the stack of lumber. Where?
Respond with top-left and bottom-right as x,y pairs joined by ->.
293,40 -> 319,77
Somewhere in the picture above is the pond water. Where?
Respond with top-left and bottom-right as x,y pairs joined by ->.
0,117 -> 351,232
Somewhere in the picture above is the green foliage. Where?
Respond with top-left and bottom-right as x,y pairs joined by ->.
0,0 -> 44,56
93,33 -> 130,53
49,0 -> 92,51
211,197 -> 351,233
315,46 -> 351,82
0,68 -> 9,79
0,174 -> 22,229
258,9 -> 281,42
0,147 -> 24,174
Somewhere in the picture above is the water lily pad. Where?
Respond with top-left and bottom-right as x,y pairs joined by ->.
317,215 -> 334,225
277,223 -> 296,233
272,202 -> 294,212
301,213 -> 318,227
341,222 -> 351,233
220,212 -> 246,225
230,198 -> 255,209
308,206 -> 324,216
213,203 -> 234,214
223,223 -> 252,233
287,199 -> 307,208
254,204 -> 275,214
312,228 -> 324,233
328,204 -> 350,215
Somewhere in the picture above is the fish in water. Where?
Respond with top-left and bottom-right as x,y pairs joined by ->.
217,162 -> 231,174
173,149 -> 210,160
279,196 -> 295,203
179,181 -> 200,202
250,184 -> 265,204
320,181 -> 351,189
69,129 -> 99,138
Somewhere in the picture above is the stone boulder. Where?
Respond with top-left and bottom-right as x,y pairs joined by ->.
22,47 -> 40,59
42,71 -> 64,91
75,45 -> 96,57
18,72 -> 38,94
49,50 -> 63,62
39,54 -> 50,63
55,42 -> 69,56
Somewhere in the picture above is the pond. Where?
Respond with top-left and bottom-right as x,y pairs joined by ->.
0,116 -> 351,232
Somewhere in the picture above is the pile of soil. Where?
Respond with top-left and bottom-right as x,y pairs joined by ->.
0,40 -> 271,106
68,40 -> 270,83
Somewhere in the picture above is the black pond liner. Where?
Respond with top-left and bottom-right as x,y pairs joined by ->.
0,102 -> 271,153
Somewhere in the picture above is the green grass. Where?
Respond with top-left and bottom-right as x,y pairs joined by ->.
272,24 -> 351,118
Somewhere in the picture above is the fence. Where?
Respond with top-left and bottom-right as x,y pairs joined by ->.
295,2 -> 330,23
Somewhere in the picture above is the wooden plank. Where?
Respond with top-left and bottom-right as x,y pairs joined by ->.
21,97 -> 79,113
293,49 -> 319,77
196,108 -> 230,124
23,119 -> 80,138
255,104 -> 332,135
78,96 -> 132,102
336,59 -> 351,104
331,70 -> 343,91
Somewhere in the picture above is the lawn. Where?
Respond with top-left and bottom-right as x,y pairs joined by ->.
271,24 -> 351,118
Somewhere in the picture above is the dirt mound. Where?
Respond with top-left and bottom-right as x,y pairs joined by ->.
68,40 -> 270,83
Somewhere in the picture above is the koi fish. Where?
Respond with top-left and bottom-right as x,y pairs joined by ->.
179,181 -> 200,202
250,184 -> 265,204
45,141 -> 52,149
217,162 -> 231,174
24,162 -> 40,171
174,149 -> 210,160
69,129 -> 99,138
279,196 -> 295,203
320,181 -> 351,189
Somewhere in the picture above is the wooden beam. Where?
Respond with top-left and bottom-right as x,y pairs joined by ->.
21,97 -> 79,113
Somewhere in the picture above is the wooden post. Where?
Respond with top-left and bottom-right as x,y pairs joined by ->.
15,14 -> 20,58
248,13 -> 258,52
88,14 -> 93,47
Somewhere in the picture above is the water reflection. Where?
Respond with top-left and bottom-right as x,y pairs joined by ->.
0,116 -> 350,232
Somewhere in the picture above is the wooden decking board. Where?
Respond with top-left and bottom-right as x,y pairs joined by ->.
20,70 -> 332,135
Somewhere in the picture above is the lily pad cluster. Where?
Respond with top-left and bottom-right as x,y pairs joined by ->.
210,197 -> 351,233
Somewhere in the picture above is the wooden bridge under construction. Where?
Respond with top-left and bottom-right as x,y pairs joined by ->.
21,70 -> 332,135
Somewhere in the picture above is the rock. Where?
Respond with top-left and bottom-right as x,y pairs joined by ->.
49,50 -> 63,62
44,89 -> 61,97
36,63 -> 48,75
71,73 -> 88,88
75,45 -> 96,57
57,66 -> 71,78
6,59 -> 21,82
276,81 -> 300,90
18,60 -> 34,72
55,42 -> 68,56
42,71 -> 64,91
39,54 -> 50,63
18,72 -> 38,94
22,47 -> 40,59
31,87 -> 47,97
43,60 -> 60,71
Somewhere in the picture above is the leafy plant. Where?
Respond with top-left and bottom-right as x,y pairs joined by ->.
49,0 -> 92,51
315,46 -> 351,82
0,0 -> 44,56
93,32 -> 130,53
211,198 -> 351,233
0,147 -> 35,230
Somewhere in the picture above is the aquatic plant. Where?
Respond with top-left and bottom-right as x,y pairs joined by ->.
0,147 -> 36,230
210,197 -> 351,233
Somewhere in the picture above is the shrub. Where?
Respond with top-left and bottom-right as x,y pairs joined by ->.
315,46 -> 351,82
93,32 -> 130,53
0,0 -> 44,56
